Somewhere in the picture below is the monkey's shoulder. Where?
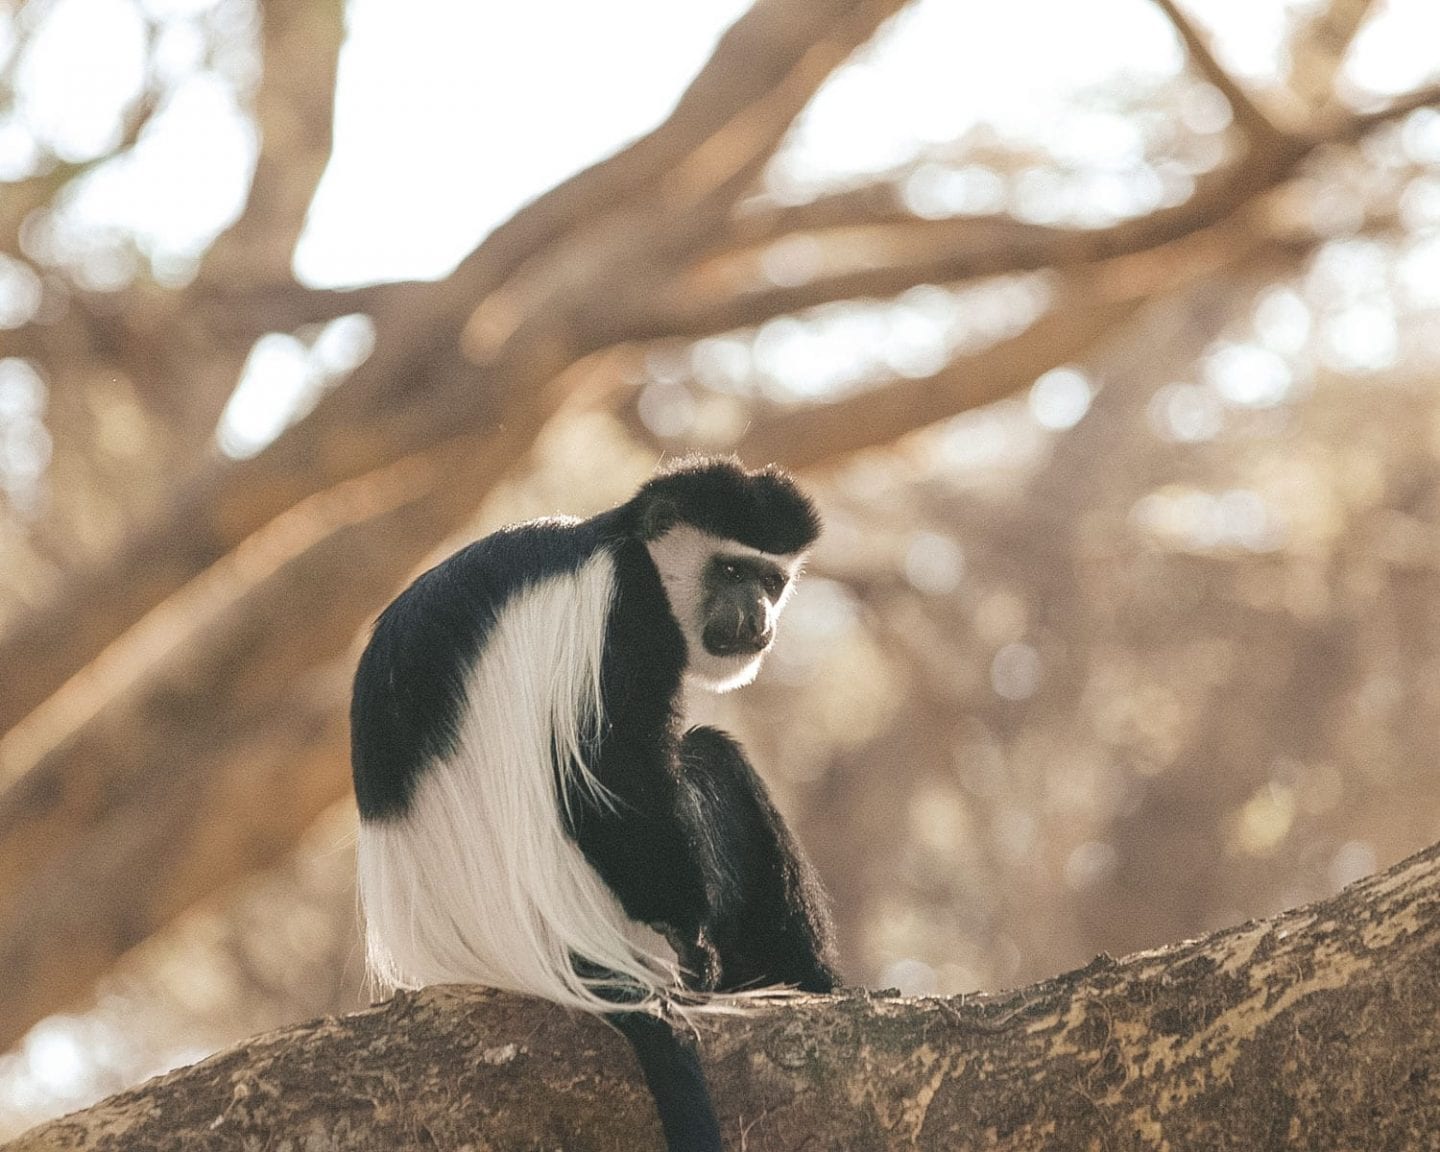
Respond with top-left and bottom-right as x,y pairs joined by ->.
434,515 -> 599,592
381,516 -> 606,621
350,516 -> 612,817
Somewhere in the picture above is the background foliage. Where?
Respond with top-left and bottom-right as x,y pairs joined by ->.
1,0 -> 1438,1134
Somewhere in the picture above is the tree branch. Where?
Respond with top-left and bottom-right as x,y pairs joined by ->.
663,220 -> 1294,469
599,67 -> 1440,350
1148,0 -> 1287,146
10,0 -> 349,467
728,290 -> 1147,471
1330,81 -> 1440,136
9,836 -> 1439,1149
624,143 -> 1316,343
193,0 -> 343,292
9,2 -> 1431,749
1290,0 -> 1377,112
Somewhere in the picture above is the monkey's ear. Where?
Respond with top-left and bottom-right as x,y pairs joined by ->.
640,496 -> 680,540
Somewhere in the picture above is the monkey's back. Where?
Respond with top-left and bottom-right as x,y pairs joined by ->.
351,515 -> 676,1007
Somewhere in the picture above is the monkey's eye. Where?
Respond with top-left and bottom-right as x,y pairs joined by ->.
720,561 -> 744,582
762,573 -> 786,598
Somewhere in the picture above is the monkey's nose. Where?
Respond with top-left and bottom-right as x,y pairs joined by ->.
741,606 -> 773,649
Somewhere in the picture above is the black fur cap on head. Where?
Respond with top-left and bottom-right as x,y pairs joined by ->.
630,456 -> 822,556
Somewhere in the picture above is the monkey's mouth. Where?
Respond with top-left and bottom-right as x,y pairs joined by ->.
702,628 -> 772,658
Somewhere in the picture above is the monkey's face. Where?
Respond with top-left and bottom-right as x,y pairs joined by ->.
645,525 -> 803,693
701,554 -> 787,657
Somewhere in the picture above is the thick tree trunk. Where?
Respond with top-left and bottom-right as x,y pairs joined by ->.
10,838 -> 1438,1151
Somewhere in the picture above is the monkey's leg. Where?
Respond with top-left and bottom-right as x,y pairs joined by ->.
678,726 -> 840,993
564,729 -> 718,977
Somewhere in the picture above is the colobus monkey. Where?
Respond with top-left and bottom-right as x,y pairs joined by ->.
351,457 -> 839,1152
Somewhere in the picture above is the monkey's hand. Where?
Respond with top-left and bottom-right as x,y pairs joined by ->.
662,924 -> 722,992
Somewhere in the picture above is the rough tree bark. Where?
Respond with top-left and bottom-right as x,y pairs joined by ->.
9,837 -> 1438,1151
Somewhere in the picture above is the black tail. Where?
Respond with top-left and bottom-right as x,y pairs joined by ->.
614,1011 -> 723,1152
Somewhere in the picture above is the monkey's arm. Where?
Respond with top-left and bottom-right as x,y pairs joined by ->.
678,726 -> 840,993
567,723 -> 713,943
562,538 -> 716,973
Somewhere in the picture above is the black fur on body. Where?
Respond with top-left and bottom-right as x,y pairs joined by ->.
351,458 -> 839,1152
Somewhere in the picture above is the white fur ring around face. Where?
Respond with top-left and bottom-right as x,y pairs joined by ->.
643,524 -> 804,694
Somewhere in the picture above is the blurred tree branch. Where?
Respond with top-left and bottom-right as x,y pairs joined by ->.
623,160 -> 1297,340
0,0 -> 905,740
1338,81 -> 1440,134
1149,0 -> 1288,146
1288,0 -> 1377,112
728,293 -> 1149,469
7,837 -> 1439,1150
632,71 -> 1440,342
196,0 -> 342,292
